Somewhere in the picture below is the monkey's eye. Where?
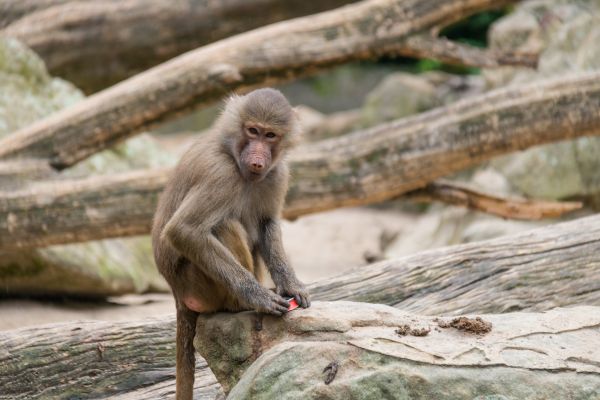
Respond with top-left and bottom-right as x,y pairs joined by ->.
265,132 -> 277,139
248,127 -> 259,136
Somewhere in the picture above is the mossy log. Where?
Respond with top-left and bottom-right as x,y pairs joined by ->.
0,0 -> 358,93
1,215 -> 599,398
1,72 -> 600,249
0,0 -> 518,169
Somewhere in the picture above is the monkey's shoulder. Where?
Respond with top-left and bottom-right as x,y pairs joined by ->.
176,142 -> 239,183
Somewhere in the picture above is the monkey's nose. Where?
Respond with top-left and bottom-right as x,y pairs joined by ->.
250,162 -> 264,172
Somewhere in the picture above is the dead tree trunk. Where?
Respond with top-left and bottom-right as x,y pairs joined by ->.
0,317 -> 223,400
0,72 -> 599,249
1,215 -> 599,398
309,213 -> 600,315
1,0 -> 359,93
0,0 -> 520,169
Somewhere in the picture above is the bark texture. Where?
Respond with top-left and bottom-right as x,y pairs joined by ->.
0,0 -> 516,169
1,0 -> 358,93
0,317 -> 223,400
310,213 -> 600,315
1,72 -> 599,249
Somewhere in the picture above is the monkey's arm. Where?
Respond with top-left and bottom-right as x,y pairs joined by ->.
162,189 -> 290,315
259,218 -> 311,308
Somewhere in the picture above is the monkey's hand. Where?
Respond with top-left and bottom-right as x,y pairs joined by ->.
241,285 -> 291,316
275,277 -> 311,309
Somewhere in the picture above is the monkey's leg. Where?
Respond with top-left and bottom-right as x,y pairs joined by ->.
175,304 -> 198,400
214,220 -> 254,274
163,193 -> 290,315
194,219 -> 260,312
177,220 -> 257,313
178,263 -> 224,313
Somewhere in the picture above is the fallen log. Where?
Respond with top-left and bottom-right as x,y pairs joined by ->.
1,0 -> 358,93
196,302 -> 600,398
310,213 -> 600,315
0,0 -> 518,169
2,215 -> 599,398
0,159 -> 56,190
1,72 -> 600,249
0,317 -> 223,400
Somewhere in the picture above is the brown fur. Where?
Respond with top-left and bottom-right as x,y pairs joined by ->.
152,88 -> 310,400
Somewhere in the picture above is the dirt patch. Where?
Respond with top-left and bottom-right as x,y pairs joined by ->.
436,316 -> 492,335
395,324 -> 430,337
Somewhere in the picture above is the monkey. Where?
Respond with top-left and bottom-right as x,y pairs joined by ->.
151,88 -> 311,400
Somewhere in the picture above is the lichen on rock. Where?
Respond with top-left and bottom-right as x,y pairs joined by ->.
0,37 -> 172,296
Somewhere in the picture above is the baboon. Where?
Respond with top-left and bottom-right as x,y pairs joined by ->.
152,88 -> 310,399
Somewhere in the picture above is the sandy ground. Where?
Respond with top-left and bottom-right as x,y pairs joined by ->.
0,207 -> 416,331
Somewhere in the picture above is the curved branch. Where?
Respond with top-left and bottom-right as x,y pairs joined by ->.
400,33 -> 538,68
1,0 -> 358,93
405,180 -> 582,220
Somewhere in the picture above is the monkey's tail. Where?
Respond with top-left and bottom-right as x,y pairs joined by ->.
176,305 -> 198,400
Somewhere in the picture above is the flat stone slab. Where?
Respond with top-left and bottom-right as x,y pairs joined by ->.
195,301 -> 600,399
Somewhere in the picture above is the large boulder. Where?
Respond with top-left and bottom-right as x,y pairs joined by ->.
485,0 -> 600,204
195,301 -> 600,399
0,37 -> 171,296
387,1 -> 600,255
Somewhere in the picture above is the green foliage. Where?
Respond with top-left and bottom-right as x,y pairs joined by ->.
441,9 -> 510,48
379,9 -> 510,75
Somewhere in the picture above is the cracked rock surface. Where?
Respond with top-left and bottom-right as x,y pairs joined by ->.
195,301 -> 600,399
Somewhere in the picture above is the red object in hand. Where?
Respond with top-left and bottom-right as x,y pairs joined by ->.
287,297 -> 299,311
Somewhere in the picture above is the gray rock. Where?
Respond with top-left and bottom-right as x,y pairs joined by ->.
195,301 -> 600,399
485,0 -> 600,204
387,0 -> 600,255
360,71 -> 484,127
360,72 -> 439,126
0,38 -> 171,296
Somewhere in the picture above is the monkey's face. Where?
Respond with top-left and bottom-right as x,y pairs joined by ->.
237,121 -> 282,182
224,88 -> 298,182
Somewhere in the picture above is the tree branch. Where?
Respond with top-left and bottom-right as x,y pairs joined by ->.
1,72 -> 599,249
0,0 -> 516,169
399,33 -> 538,69
1,0 -> 358,93
405,180 -> 582,220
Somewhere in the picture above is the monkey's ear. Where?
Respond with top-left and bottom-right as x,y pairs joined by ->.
219,93 -> 245,124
